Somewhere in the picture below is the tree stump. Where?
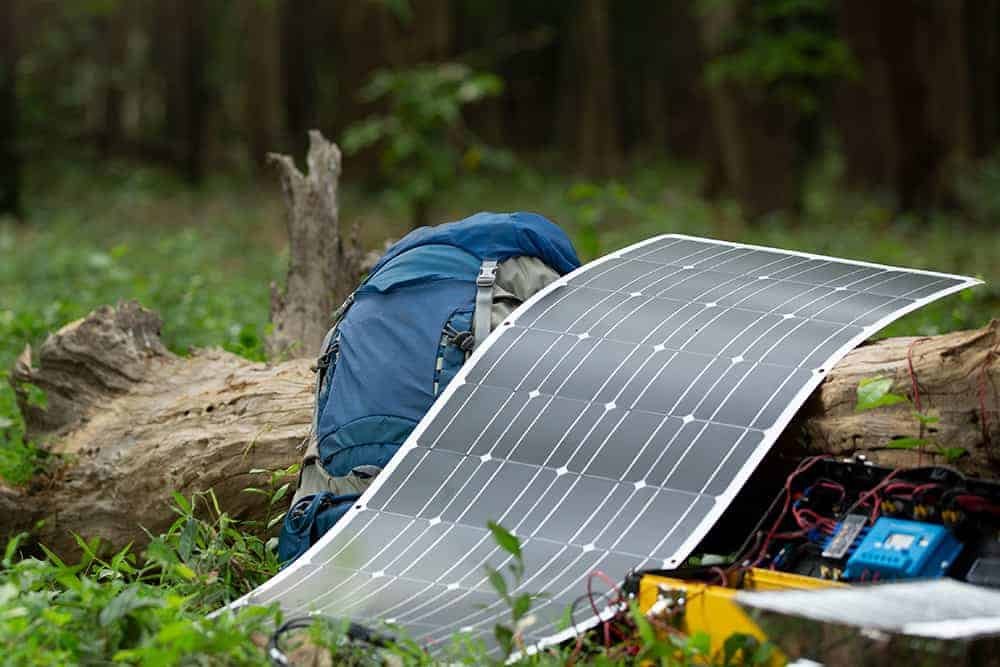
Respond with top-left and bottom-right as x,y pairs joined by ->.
266,130 -> 361,359
4,303 -> 998,560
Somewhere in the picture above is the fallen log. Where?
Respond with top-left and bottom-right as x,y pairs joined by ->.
4,302 -> 998,560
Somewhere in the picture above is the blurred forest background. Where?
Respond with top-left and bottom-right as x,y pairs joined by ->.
2,0 -> 1000,481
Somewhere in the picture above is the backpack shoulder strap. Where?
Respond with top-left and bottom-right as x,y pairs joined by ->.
473,259 -> 498,350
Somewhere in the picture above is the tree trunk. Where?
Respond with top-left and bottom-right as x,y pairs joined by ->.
243,0 -> 282,174
157,0 -> 207,184
280,0 -> 318,161
697,0 -> 800,219
5,301 -> 997,561
0,0 -> 21,218
965,0 -> 1000,157
835,0 -> 898,193
98,3 -> 128,158
558,0 -> 622,178
266,131 -> 361,359
837,0 -> 986,209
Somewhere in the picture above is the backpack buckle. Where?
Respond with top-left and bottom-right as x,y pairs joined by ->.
450,330 -> 475,352
476,260 -> 498,287
311,340 -> 339,373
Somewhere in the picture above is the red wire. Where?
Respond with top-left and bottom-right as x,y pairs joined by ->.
954,494 -> 1000,515
910,483 -> 941,501
753,456 -> 829,566
585,569 -> 621,649
858,469 -> 904,523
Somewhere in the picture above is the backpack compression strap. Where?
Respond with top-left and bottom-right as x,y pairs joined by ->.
474,260 -> 498,350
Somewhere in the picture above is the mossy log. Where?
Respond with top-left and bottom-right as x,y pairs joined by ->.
3,303 -> 997,560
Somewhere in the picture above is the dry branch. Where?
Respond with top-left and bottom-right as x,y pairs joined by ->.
4,303 -> 998,560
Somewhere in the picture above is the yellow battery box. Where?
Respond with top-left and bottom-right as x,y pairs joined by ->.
636,568 -> 842,664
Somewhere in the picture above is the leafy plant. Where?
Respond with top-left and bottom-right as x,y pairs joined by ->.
566,181 -> 651,261
854,376 -> 966,463
484,521 -> 543,659
0,531 -> 278,666
242,463 -> 300,541
700,0 -> 857,114
142,489 -> 282,609
343,62 -> 510,229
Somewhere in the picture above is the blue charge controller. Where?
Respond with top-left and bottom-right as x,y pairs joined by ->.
843,517 -> 963,581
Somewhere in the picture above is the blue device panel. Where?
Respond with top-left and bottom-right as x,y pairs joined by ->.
844,517 -> 962,581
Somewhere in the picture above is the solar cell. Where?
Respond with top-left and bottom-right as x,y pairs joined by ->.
231,234 -> 980,653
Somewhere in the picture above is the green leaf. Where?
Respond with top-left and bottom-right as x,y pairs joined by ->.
629,600 -> 657,647
855,376 -> 908,412
171,492 -> 192,515
512,593 -> 532,621
914,411 -> 940,425
939,446 -> 967,463
886,437 -> 930,450
24,384 -> 47,409
493,623 -> 514,656
270,482 -> 290,505
175,563 -> 197,581
485,566 -> 507,599
99,585 -> 162,626
687,630 -> 711,656
723,633 -> 760,665
487,521 -> 521,560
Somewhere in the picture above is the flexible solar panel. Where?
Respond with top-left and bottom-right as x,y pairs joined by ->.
232,234 -> 980,653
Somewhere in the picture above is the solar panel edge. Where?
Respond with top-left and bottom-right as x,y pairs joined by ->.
664,233 -> 985,285
221,234 -> 982,655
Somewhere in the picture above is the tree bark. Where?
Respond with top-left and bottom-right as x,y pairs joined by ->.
98,3 -> 128,158
558,0 -> 622,178
697,0 -> 800,219
5,302 -> 997,561
156,0 -> 207,184
0,0 -> 21,218
280,0 -> 318,162
266,131 -> 361,359
835,0 -> 898,193
837,0 -> 989,209
243,0 -> 282,174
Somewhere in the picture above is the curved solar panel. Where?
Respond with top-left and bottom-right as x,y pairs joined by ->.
232,234 -> 980,653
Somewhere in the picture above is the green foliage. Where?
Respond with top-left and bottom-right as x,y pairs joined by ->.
0,496 -> 282,666
342,63 -> 510,228
566,181 -> 651,261
142,489 -> 281,609
855,376 -> 967,463
854,377 -> 908,412
701,0 -> 857,113
484,521 -> 544,660
956,152 -> 1000,225
0,164 -> 283,484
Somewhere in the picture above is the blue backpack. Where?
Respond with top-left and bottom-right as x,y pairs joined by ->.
278,212 -> 580,564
